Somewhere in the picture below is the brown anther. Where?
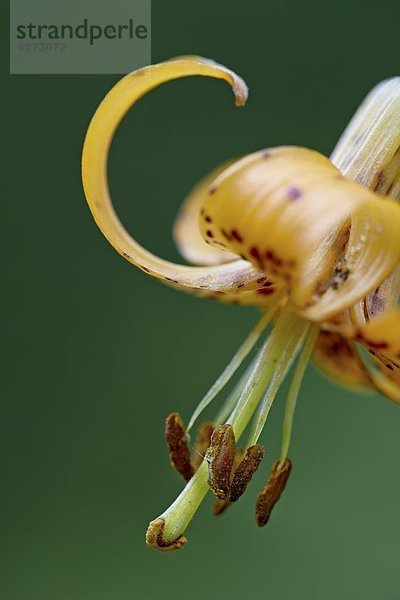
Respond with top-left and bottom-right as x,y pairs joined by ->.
211,447 -> 245,516
229,444 -> 265,502
205,424 -> 236,499
211,498 -> 231,515
192,422 -> 214,471
165,412 -> 194,482
146,518 -> 187,552
255,458 -> 292,527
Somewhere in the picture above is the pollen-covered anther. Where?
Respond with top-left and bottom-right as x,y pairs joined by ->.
146,518 -> 187,552
255,458 -> 292,527
211,447 -> 245,515
230,444 -> 265,502
165,412 -> 194,482
205,424 -> 235,499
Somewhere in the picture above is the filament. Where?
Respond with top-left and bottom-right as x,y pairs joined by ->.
247,320 -> 311,447
187,297 -> 281,432
279,325 -> 319,462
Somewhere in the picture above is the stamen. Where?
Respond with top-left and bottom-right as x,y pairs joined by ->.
227,307 -> 307,437
192,422 -> 214,470
211,498 -> 231,515
214,356 -> 257,425
230,444 -> 265,502
148,306 -> 308,548
187,304 -> 279,432
212,447 -> 245,515
146,518 -> 187,552
246,320 -> 310,447
205,424 -> 236,499
280,325 -> 319,462
255,458 -> 292,527
165,413 -> 194,482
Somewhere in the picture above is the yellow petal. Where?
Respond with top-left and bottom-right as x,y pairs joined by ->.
312,331 -> 373,392
364,267 -> 400,321
82,56 -> 266,294
165,275 -> 286,306
330,77 -> 400,337
331,77 -> 400,190
368,367 -> 400,404
324,298 -> 400,403
359,344 -> 400,404
173,162 -> 238,265
355,310 -> 400,361
199,146 -> 400,319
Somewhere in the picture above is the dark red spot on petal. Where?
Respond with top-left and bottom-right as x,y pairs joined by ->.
257,288 -> 274,295
231,229 -> 243,243
249,247 -> 262,262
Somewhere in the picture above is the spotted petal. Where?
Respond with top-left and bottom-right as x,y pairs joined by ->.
355,310 -> 400,361
82,57 -> 266,295
312,331 -> 373,392
173,162 -> 238,266
199,146 -> 400,319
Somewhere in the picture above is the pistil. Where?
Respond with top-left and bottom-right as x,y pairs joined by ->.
146,305 -> 309,549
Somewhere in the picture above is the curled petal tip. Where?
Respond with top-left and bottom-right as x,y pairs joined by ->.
82,56 -> 259,297
231,76 -> 248,106
174,55 -> 248,106
146,518 -> 187,552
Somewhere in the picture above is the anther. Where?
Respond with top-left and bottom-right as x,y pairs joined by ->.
211,498 -> 231,515
205,424 -> 235,499
192,422 -> 214,471
230,444 -> 265,502
146,518 -> 187,552
255,458 -> 292,527
165,412 -> 194,482
211,447 -> 245,515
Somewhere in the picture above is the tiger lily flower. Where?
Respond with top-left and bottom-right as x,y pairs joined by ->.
82,57 -> 400,552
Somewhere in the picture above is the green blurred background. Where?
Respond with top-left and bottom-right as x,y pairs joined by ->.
4,1 -> 400,598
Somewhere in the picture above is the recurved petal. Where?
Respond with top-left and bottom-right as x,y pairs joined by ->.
331,77 -> 400,190
323,306 -> 400,403
82,56 -> 265,294
312,331 -> 373,391
355,310 -> 400,362
199,146 -> 400,319
173,162 -> 238,265
368,363 -> 400,404
302,195 -> 400,321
